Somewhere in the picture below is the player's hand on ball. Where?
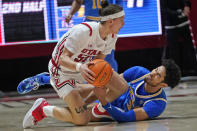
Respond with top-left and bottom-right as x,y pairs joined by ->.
80,63 -> 96,83
87,59 -> 113,87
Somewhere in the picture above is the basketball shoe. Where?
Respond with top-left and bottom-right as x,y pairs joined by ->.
92,103 -> 113,119
17,72 -> 50,94
23,98 -> 49,128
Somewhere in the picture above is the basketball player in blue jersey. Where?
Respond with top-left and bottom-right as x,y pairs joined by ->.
90,59 -> 181,122
17,0 -> 122,94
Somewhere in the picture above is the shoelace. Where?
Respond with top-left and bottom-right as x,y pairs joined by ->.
29,77 -> 40,90
32,108 -> 46,122
32,101 -> 49,122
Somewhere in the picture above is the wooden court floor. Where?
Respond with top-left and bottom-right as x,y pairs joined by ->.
1,80 -> 197,131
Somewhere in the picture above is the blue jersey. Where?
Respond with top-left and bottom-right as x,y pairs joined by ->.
111,66 -> 167,118
84,0 -> 122,17
84,0 -> 100,17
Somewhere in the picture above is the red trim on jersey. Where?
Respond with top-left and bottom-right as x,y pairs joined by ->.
51,58 -> 58,68
52,39 -> 66,76
55,79 -> 75,89
54,46 -> 64,76
54,39 -> 66,64
51,64 -> 56,77
81,23 -> 92,36
50,61 -> 57,77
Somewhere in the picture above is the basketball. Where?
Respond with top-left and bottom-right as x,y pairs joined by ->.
88,59 -> 113,87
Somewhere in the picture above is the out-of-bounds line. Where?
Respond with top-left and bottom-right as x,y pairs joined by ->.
0,94 -> 59,102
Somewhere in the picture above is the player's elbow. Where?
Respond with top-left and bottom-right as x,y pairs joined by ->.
135,108 -> 149,121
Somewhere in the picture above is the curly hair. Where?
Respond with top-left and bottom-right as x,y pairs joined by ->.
162,59 -> 181,88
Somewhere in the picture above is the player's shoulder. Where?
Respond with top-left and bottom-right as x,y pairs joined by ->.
75,22 -> 99,35
80,22 -> 99,28
68,22 -> 97,37
132,66 -> 150,73
82,22 -> 99,30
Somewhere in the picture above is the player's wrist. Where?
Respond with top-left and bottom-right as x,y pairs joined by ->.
76,63 -> 82,72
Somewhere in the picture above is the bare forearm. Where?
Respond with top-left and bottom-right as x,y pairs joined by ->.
68,0 -> 82,16
59,55 -> 78,71
77,84 -> 94,98
59,48 -> 79,71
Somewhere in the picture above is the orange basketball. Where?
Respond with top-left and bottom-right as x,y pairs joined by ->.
88,59 -> 113,87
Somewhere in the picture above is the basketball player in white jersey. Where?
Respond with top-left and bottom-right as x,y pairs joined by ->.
23,1 -> 127,128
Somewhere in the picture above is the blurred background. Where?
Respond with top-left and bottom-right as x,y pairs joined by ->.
0,0 -> 196,93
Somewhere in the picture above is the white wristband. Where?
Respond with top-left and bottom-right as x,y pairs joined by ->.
76,63 -> 82,72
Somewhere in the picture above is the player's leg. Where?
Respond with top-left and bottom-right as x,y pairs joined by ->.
104,71 -> 128,102
180,25 -> 197,75
105,50 -> 118,72
23,98 -> 50,128
89,70 -> 129,121
22,80 -> 92,128
46,101 -> 97,122
17,72 -> 50,94
51,67 -> 127,124
77,84 -> 98,104
50,71 -> 127,124
76,83 -> 94,98
48,63 -> 93,125
56,89 -> 91,125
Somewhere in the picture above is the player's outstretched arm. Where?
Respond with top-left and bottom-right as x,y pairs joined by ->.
102,99 -> 167,122
103,103 -> 149,122
65,0 -> 83,23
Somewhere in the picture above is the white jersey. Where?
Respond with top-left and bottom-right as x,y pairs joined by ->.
51,22 -> 118,72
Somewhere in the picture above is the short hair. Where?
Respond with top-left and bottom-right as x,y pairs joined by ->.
162,59 -> 181,88
99,0 -> 123,24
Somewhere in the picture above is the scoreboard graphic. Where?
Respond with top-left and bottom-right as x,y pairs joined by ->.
0,0 -> 52,45
0,0 -> 162,45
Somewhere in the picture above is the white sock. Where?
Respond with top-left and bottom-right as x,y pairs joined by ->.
43,106 -> 55,117
98,103 -> 106,112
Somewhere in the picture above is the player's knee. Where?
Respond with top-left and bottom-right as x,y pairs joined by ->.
63,89 -> 80,101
